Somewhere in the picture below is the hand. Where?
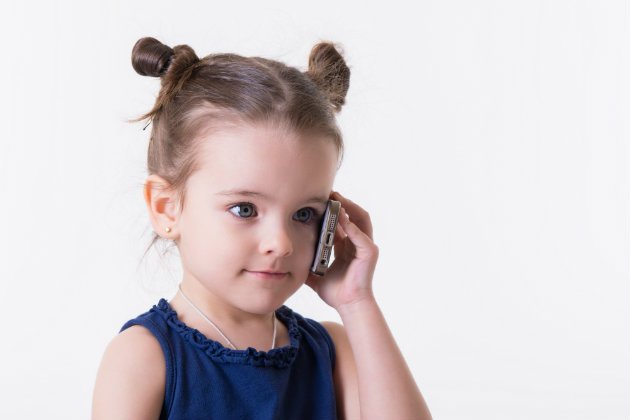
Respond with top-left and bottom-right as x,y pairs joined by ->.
305,191 -> 379,311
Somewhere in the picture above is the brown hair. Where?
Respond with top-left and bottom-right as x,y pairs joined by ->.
130,37 -> 351,255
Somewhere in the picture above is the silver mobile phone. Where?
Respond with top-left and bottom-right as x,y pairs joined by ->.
310,200 -> 341,276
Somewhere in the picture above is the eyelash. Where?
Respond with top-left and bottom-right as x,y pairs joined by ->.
227,202 -> 321,225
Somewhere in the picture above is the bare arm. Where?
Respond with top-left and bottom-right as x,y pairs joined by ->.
92,325 -> 165,420
325,302 -> 431,420
308,191 -> 432,420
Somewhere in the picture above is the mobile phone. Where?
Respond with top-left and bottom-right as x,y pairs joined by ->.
310,200 -> 341,276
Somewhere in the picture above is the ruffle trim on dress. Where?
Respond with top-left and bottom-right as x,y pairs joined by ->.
153,298 -> 302,369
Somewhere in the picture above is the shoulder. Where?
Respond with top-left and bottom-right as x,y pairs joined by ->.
92,325 -> 165,420
320,322 -> 360,420
320,321 -> 346,341
320,321 -> 353,364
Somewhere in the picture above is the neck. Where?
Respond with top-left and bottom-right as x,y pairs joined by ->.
177,277 -> 274,324
172,279 -> 284,350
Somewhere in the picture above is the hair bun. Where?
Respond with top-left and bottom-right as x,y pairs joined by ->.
131,37 -> 175,77
306,42 -> 351,112
129,37 -> 202,123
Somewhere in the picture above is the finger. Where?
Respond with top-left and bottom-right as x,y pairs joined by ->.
337,208 -> 378,261
331,192 -> 373,239
332,209 -> 357,261
333,219 -> 347,259
331,192 -> 373,238
334,207 -> 348,240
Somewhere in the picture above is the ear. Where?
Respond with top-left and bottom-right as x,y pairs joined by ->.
144,174 -> 181,239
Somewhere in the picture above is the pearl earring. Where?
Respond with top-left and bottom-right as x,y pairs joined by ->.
165,227 -> 172,233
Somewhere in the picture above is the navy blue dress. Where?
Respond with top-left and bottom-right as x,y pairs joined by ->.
120,299 -> 337,419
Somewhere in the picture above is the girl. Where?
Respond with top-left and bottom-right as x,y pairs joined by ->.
92,37 -> 432,420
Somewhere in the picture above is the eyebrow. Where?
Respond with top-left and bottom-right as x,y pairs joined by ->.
216,189 -> 328,206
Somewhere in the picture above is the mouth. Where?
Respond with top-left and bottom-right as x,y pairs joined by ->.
245,270 -> 289,280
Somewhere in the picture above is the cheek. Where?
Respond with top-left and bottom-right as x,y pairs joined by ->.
181,218 -> 242,261
291,231 -> 319,281
294,226 -> 319,258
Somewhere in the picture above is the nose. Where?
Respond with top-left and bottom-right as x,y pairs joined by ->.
258,220 -> 294,257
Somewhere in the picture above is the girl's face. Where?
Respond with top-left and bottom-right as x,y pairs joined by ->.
176,123 -> 339,315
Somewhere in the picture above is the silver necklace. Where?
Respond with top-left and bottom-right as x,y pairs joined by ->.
177,284 -> 277,351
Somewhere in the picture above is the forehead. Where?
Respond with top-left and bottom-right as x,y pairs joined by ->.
189,123 -> 339,197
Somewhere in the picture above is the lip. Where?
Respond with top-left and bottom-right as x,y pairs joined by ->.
245,270 -> 289,280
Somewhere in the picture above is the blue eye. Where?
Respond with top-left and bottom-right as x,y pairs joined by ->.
293,207 -> 315,223
229,203 -> 257,218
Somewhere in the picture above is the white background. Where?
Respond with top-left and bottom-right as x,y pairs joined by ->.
0,1 -> 628,419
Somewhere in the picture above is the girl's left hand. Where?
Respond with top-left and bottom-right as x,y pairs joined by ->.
305,191 -> 379,311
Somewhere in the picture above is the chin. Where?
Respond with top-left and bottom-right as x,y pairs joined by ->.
242,288 -> 302,314
238,300 -> 284,316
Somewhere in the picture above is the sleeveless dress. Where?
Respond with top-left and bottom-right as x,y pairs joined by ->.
120,299 -> 338,420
